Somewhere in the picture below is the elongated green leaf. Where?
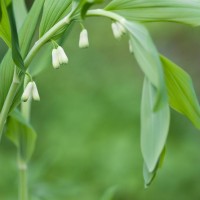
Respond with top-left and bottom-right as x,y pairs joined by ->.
6,109 -> 37,162
39,0 -> 71,37
143,147 -> 166,187
8,4 -> 25,71
13,0 -> 27,30
4,0 -> 11,6
125,21 -> 167,109
106,0 -> 200,26
143,162 -> 156,188
161,55 -> 200,129
0,0 -> 11,47
0,0 -> 45,112
141,78 -> 170,172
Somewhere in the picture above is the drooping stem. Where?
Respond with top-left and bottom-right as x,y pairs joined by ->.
86,9 -> 126,23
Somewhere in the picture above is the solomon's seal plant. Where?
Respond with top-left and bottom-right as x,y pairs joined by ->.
1,0 -> 200,198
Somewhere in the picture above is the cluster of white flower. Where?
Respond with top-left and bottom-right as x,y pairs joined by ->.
21,22 -> 130,103
111,21 -> 126,39
52,46 -> 69,69
21,81 -> 40,102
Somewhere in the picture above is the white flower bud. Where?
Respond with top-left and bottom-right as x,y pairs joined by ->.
21,82 -> 33,102
57,46 -> 69,64
79,29 -> 89,48
52,49 -> 60,69
32,82 -> 40,101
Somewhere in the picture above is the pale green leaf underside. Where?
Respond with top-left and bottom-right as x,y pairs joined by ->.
143,162 -> 155,187
106,0 -> 200,26
141,78 -> 170,172
161,55 -> 200,129
143,147 -> 165,187
125,21 -> 167,109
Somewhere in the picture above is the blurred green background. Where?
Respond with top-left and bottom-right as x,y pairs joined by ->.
1,1 -> 200,200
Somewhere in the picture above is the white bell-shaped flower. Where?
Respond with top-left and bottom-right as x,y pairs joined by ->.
57,46 -> 69,64
79,29 -> 89,48
116,22 -> 126,34
32,82 -> 40,101
21,82 -> 34,102
52,49 -> 60,69
111,22 -> 126,39
52,46 -> 68,69
111,22 -> 121,39
21,81 -> 40,102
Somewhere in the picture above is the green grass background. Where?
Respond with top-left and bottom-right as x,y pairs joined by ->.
1,4 -> 200,200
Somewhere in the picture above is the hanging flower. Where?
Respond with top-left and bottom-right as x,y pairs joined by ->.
79,29 -> 89,48
21,82 -> 33,102
52,49 -> 60,69
52,46 -> 68,69
32,82 -> 40,101
111,22 -> 126,39
21,81 -> 40,102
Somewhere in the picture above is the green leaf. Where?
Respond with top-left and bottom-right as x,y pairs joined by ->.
161,55 -> 200,129
39,0 -> 71,37
143,147 -> 166,187
4,0 -> 11,6
0,0 -> 45,112
106,0 -> 200,26
8,4 -> 25,71
0,0 -> 11,47
143,162 -> 156,188
141,78 -> 170,172
6,109 -> 37,162
13,0 -> 27,30
125,21 -> 167,109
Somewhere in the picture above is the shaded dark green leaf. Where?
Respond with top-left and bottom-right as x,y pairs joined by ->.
8,3 -> 25,71
81,0 -> 104,18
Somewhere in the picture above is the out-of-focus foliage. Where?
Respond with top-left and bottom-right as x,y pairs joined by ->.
1,2 -> 200,200
0,17 -> 200,200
